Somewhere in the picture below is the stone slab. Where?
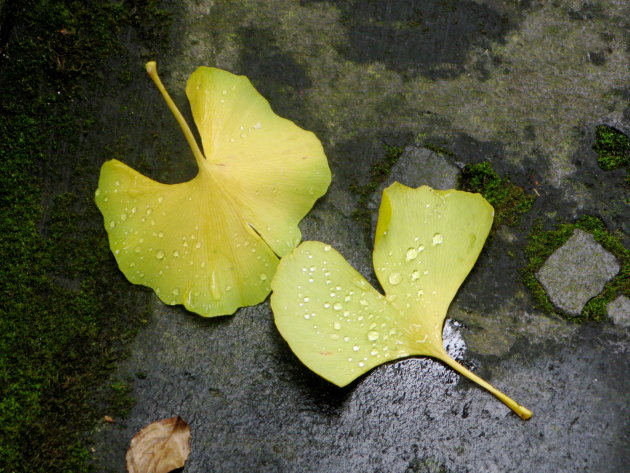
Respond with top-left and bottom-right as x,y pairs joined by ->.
536,229 -> 620,315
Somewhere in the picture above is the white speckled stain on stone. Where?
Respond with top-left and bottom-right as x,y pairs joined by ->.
607,295 -> 630,328
536,229 -> 620,316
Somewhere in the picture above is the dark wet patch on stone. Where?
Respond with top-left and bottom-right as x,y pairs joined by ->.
324,0 -> 514,79
235,26 -> 312,121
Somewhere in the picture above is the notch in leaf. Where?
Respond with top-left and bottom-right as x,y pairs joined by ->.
271,183 -> 533,420
95,62 -> 331,317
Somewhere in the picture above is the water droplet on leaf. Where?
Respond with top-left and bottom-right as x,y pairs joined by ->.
388,272 -> 402,285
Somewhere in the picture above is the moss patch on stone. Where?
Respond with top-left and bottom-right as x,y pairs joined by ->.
522,216 -> 628,322
459,161 -> 536,228
593,125 -> 629,171
0,1 -> 171,471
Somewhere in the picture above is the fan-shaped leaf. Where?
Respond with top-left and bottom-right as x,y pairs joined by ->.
96,62 -> 330,316
271,184 -> 532,419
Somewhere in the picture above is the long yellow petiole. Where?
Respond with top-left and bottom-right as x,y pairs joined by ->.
145,61 -> 206,168
438,353 -> 533,420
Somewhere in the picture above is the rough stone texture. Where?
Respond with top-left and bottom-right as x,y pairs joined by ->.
85,1 -> 630,472
536,229 -> 620,316
608,295 -> 630,328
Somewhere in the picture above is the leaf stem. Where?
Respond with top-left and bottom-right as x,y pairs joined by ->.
145,61 -> 206,168
438,353 -> 533,420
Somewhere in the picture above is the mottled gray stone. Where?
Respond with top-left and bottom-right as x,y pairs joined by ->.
369,145 -> 460,211
607,295 -> 630,328
536,229 -> 620,315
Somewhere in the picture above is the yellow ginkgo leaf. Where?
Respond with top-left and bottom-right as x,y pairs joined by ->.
271,183 -> 532,420
96,62 -> 331,317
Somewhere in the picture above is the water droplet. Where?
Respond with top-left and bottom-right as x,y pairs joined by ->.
367,331 -> 380,341
358,361 -> 365,367
259,273 -> 268,281
131,207 -> 137,214
221,89 -> 228,95
134,246 -> 141,253
172,288 -> 179,296
303,296 -> 310,303
157,196 -> 163,204
146,207 -> 153,216
333,302 -> 343,311
115,180 -> 120,186
323,302 -> 331,309
333,321 -> 341,330
95,188 -> 101,197
370,348 -> 379,356
360,299 -> 368,306
352,345 -> 360,352
308,278 -> 314,283
240,133 -> 247,138
353,278 -> 367,288
195,242 -> 201,249
432,233 -> 443,245
417,289 -> 424,296
304,314 -> 311,320
225,285 -> 232,292
330,292 -> 337,298
423,270 -> 429,275
418,244 -> 425,252
172,250 -> 179,257
323,244 -> 331,252
406,248 -> 418,261
343,336 -> 350,342
253,121 -> 262,129
120,213 -> 127,221
344,295 -> 351,302
411,270 -> 421,281
388,272 -> 402,285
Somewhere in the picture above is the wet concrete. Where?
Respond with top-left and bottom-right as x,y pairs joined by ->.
88,0 -> 629,471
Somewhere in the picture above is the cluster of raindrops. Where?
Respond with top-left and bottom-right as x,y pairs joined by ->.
292,245 -> 410,372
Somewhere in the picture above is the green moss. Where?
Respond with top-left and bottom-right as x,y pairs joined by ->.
593,125 -> 629,171
522,216 -> 628,322
459,161 -> 536,228
0,1 -> 171,471
351,144 -> 404,240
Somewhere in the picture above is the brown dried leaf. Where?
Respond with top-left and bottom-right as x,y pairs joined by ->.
126,416 -> 191,473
